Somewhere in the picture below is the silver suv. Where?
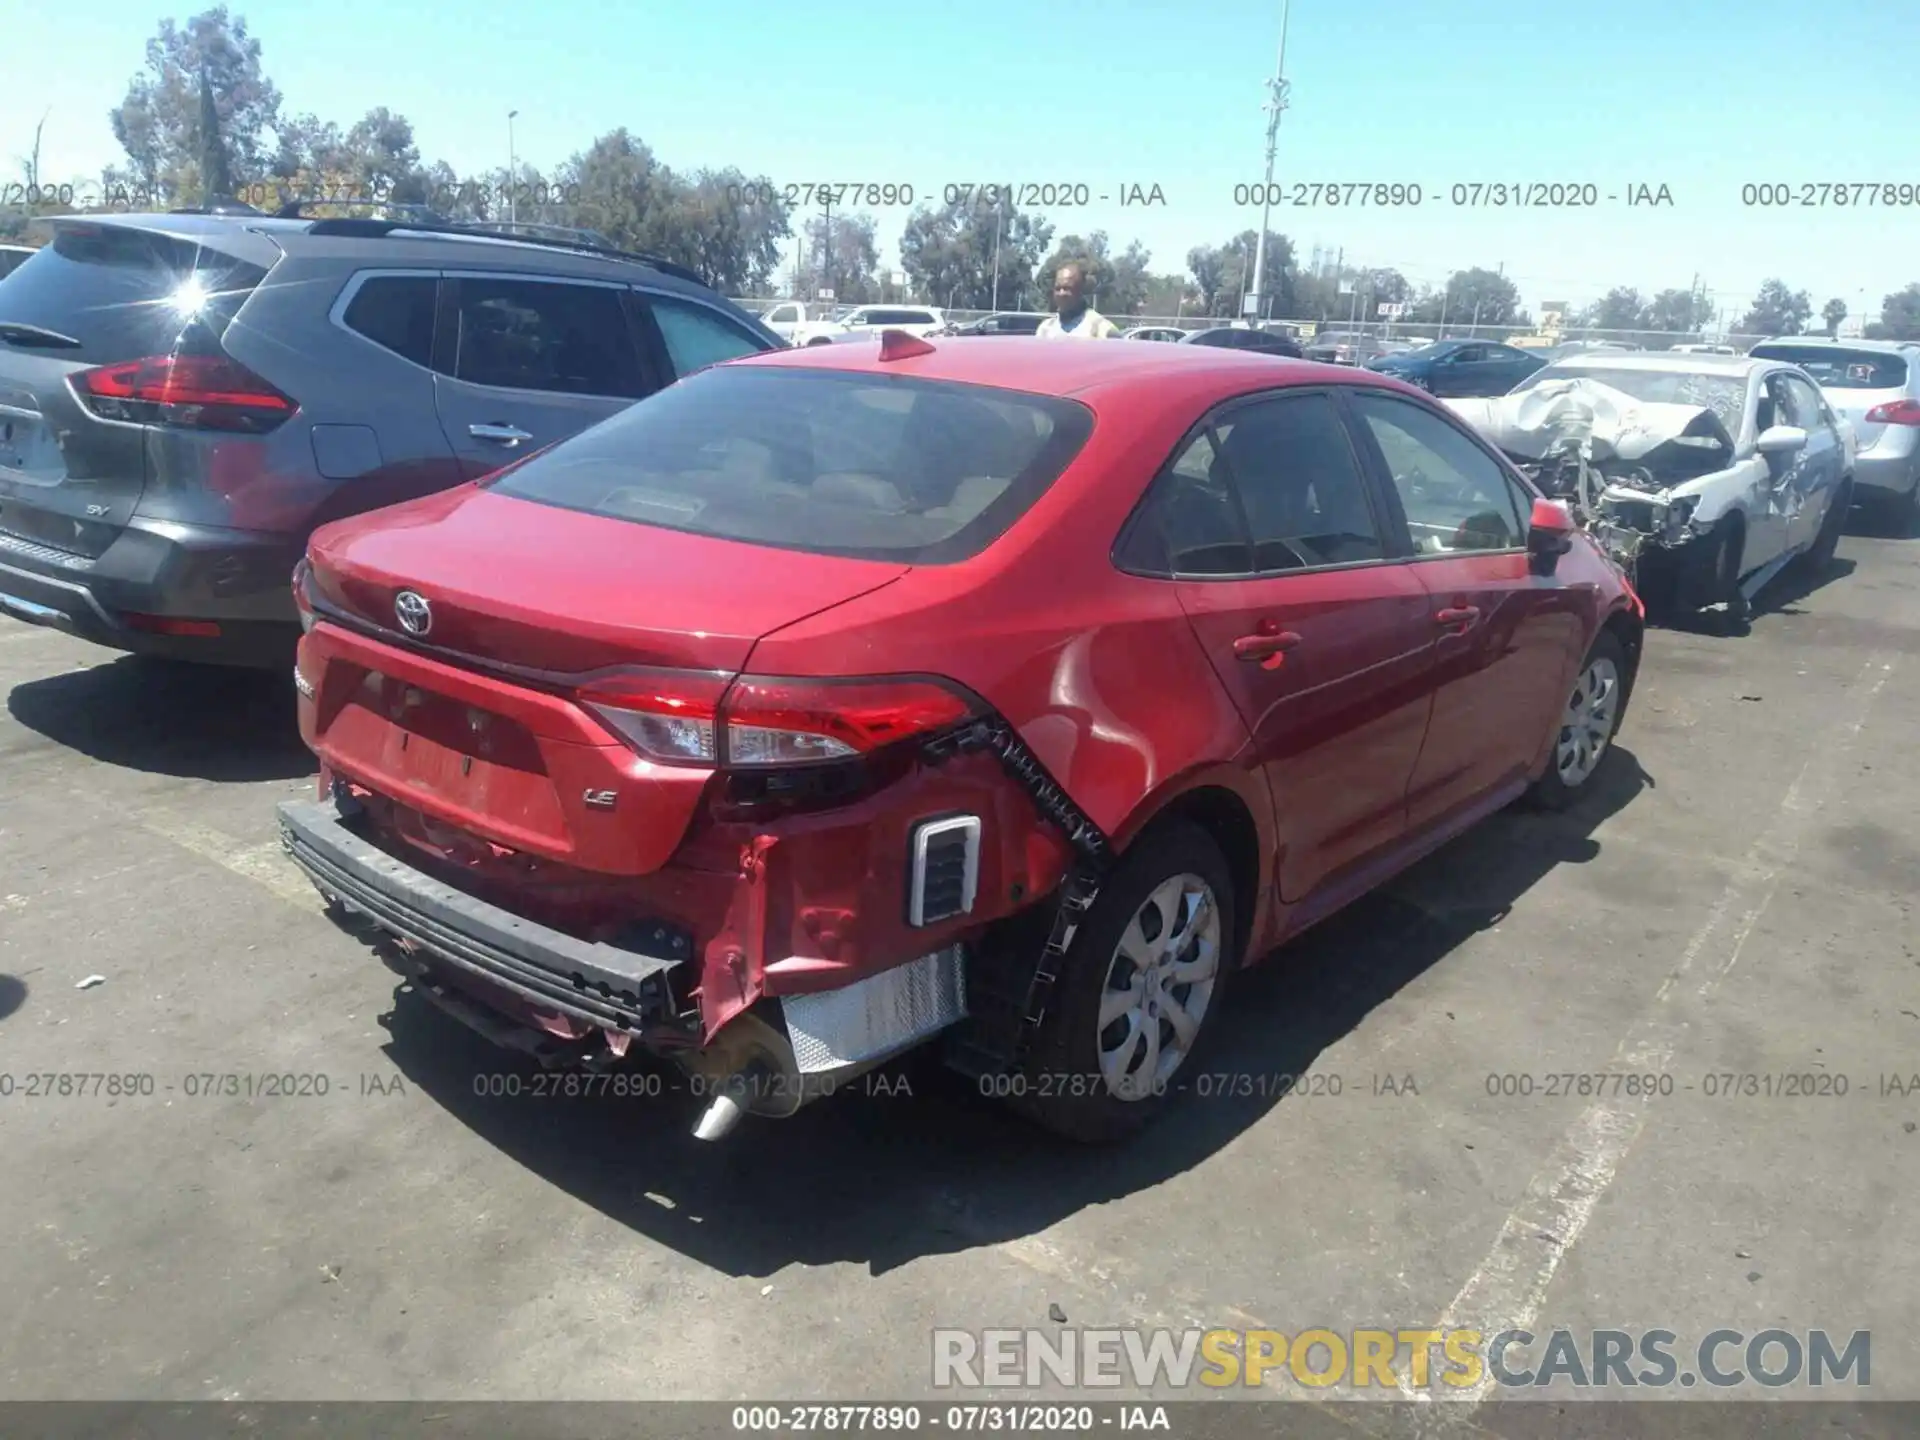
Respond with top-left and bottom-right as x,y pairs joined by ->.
1747,337 -> 1920,527
0,211 -> 781,667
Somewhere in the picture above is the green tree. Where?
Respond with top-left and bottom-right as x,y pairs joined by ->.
803,212 -> 881,303
1441,267 -> 1523,327
1736,278 -> 1812,337
196,68 -> 232,199
110,7 -> 283,202
1643,287 -> 1710,333
1040,232 -> 1155,314
1580,288 -> 1648,331
1821,297 -> 1848,337
1874,284 -> 1920,341
900,200 -> 1051,310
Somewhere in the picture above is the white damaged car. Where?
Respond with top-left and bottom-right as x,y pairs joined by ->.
1446,353 -> 1854,622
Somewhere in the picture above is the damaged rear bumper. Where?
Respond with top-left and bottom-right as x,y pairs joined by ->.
277,793 -> 972,1136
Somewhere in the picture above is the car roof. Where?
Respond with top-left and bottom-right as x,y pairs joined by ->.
1749,336 -> 1920,354
1544,350 -> 1762,378
50,212 -> 724,300
726,332 -> 1392,402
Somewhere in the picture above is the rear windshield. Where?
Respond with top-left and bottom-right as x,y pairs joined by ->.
0,224 -> 266,361
1515,363 -> 1748,432
487,365 -> 1095,564
1750,346 -> 1908,390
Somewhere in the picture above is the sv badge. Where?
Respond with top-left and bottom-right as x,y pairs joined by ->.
582,789 -> 618,810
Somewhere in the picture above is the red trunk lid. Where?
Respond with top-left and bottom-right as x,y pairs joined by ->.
298,486 -> 911,876
307,485 -> 911,676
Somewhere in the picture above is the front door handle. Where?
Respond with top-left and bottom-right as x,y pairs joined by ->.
1436,604 -> 1481,627
1233,630 -> 1302,662
469,422 -> 533,445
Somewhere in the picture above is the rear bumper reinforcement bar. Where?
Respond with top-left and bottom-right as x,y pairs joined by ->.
276,797 -> 680,1031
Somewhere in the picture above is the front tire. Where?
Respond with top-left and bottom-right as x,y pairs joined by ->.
1015,821 -> 1237,1144
1804,477 -> 1852,572
1528,630 -> 1629,811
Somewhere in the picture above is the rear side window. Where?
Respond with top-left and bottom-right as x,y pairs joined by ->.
1351,392 -> 1524,553
447,277 -> 645,398
1116,431 -> 1252,577
0,224 -> 265,361
1751,346 -> 1908,390
486,366 -> 1093,563
341,275 -> 437,367
645,294 -> 772,377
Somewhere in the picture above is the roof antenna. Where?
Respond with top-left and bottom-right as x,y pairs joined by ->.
877,329 -> 936,362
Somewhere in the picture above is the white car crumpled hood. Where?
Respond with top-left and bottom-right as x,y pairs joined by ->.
1447,379 -> 1768,532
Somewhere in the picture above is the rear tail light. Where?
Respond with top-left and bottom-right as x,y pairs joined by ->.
292,556 -> 317,633
1864,399 -> 1920,426
74,353 -> 295,434
576,671 -> 978,769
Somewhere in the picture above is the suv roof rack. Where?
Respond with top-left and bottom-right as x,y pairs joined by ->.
299,216 -> 707,287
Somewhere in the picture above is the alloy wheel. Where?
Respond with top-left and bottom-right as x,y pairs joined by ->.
1096,874 -> 1221,1101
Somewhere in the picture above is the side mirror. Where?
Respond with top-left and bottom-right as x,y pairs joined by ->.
1527,497 -> 1577,573
1757,424 -> 1808,456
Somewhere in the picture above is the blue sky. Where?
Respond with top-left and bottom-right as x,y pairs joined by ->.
8,0 -> 1915,325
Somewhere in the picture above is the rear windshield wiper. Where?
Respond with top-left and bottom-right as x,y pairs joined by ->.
0,322 -> 82,349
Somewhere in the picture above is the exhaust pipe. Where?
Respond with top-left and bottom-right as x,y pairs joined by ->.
693,1091 -> 746,1141
681,1010 -> 806,1142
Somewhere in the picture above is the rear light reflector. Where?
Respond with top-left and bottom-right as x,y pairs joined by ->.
122,612 -> 221,637
1864,399 -> 1920,426
576,670 -> 977,768
74,353 -> 295,434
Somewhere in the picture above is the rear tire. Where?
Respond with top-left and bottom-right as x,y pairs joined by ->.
1014,821 -> 1237,1145
1884,477 -> 1919,538
1527,630 -> 1629,812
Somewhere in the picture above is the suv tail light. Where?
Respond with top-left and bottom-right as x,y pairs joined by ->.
577,671 -> 978,769
74,353 -> 296,434
1864,399 -> 1920,426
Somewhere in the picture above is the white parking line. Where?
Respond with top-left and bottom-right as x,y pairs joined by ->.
1407,653 -> 1896,1419
127,811 -> 321,912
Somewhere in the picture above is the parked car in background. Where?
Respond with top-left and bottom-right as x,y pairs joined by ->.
1545,341 -> 1639,363
1452,352 -> 1853,620
1304,331 -> 1414,366
1365,339 -> 1547,396
760,301 -> 849,347
1746,338 -> 1920,527
0,211 -> 781,668
1122,325 -> 1189,343
1671,343 -> 1737,355
1180,325 -> 1304,358
836,305 -> 945,339
942,311 -> 1048,337
278,333 -> 1641,1146
0,244 -> 36,280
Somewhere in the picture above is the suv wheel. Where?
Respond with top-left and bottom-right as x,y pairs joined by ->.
1528,630 -> 1629,811
1014,821 -> 1236,1144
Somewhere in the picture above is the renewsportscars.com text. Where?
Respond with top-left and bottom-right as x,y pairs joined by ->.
932,1327 -> 1871,1390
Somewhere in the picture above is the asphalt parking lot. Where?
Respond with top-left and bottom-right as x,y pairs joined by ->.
2,519 -> 1917,1425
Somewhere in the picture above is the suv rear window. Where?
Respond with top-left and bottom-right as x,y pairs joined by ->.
0,224 -> 265,361
1750,345 -> 1908,390
486,366 -> 1094,563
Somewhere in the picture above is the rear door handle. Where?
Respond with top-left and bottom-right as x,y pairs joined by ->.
1436,605 -> 1481,627
469,422 -> 533,445
1233,630 -> 1302,662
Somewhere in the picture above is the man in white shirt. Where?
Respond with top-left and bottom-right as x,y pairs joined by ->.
1035,263 -> 1119,340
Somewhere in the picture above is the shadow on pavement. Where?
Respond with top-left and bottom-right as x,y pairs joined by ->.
376,744 -> 1653,1279
5,656 -> 314,783
0,973 -> 25,1023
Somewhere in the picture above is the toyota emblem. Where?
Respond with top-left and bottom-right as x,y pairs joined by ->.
394,590 -> 433,636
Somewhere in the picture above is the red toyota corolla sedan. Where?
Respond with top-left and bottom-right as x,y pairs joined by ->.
279,332 -> 1643,1144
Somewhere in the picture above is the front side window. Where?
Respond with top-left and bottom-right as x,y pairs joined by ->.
447,277 -> 645,398
1213,394 -> 1385,570
1351,391 -> 1524,554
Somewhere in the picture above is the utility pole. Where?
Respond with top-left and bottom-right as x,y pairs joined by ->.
991,196 -> 1004,312
1247,0 -> 1293,324
818,193 -> 833,303
506,110 -> 519,225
